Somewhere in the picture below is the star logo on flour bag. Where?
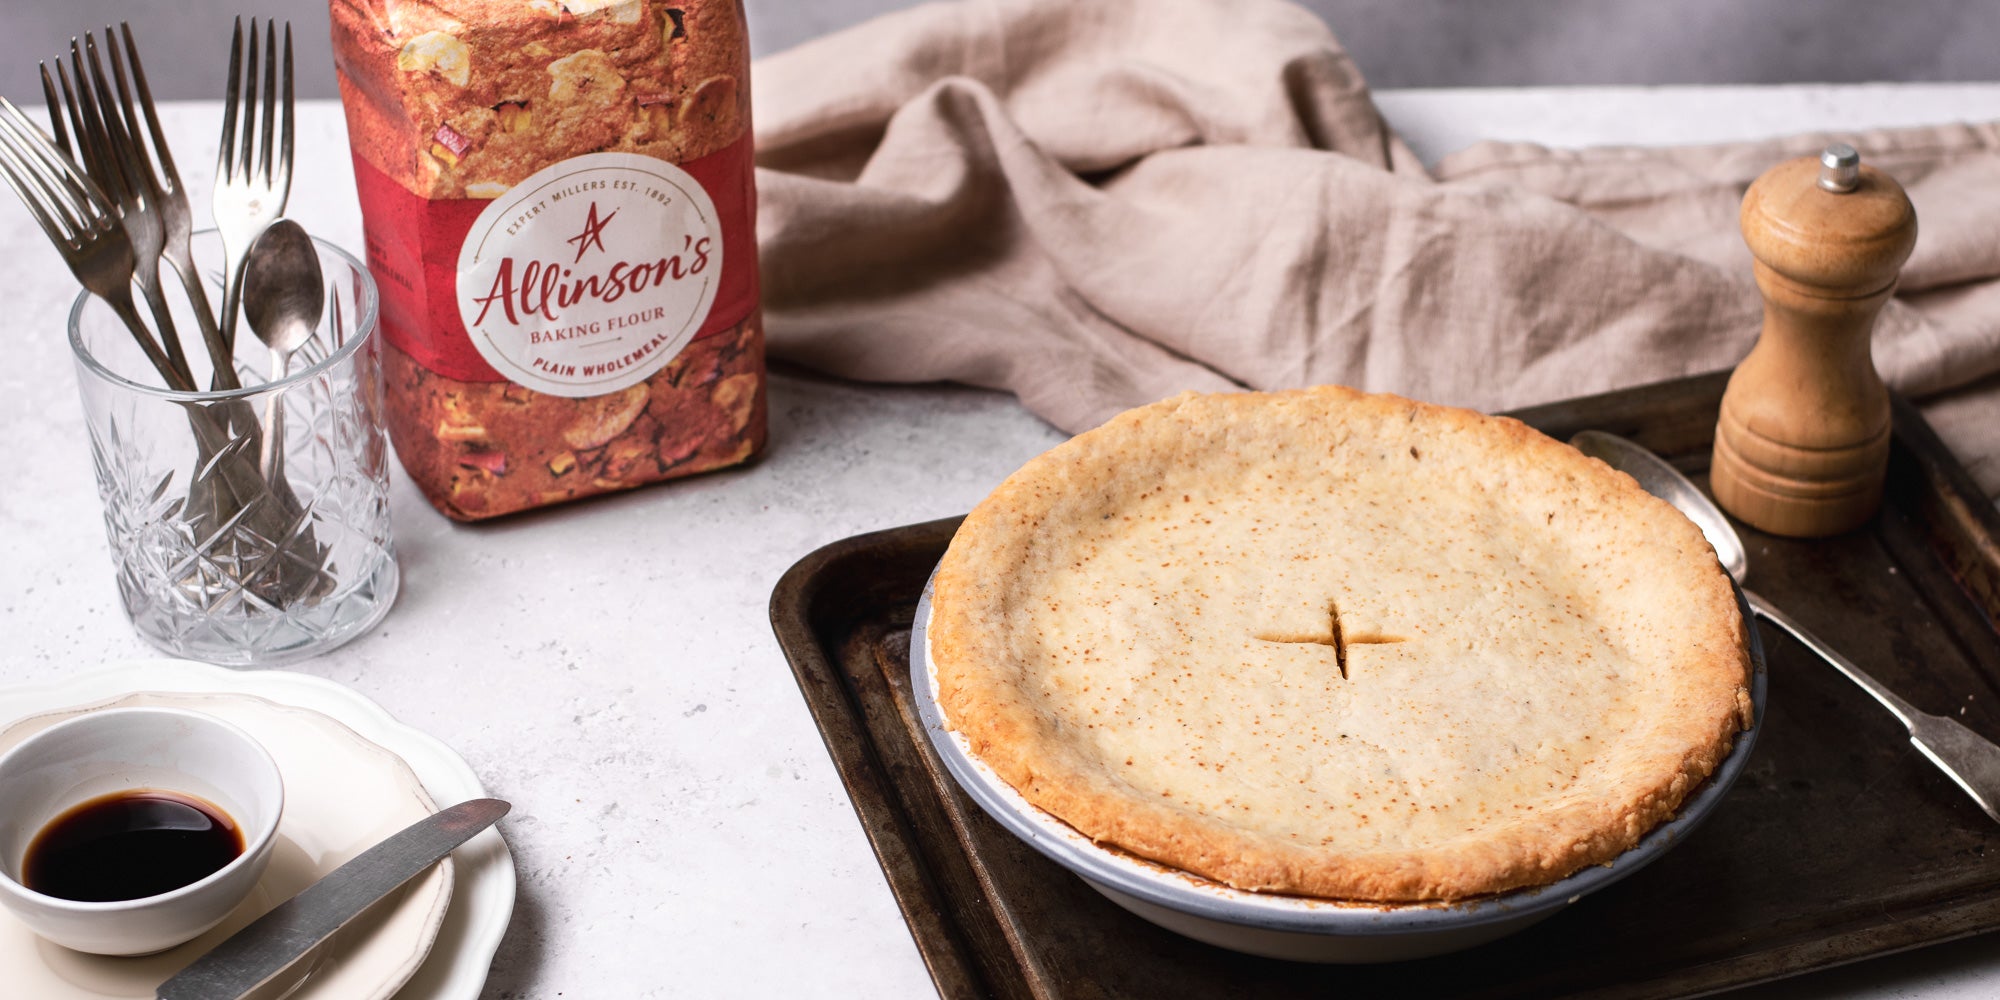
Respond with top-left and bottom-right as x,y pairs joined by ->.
566,202 -> 618,263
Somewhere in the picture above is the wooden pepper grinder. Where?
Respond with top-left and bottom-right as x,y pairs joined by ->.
1711,144 -> 1917,537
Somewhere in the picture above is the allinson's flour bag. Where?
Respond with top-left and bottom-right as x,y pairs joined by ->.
330,0 -> 764,519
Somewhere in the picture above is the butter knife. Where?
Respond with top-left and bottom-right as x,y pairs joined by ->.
157,798 -> 511,1000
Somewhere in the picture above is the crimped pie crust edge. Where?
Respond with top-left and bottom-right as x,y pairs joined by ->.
930,385 -> 1753,903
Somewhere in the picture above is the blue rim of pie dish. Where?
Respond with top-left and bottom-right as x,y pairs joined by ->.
911,571 -> 1769,936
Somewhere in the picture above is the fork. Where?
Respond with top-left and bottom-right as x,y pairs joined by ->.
104,23 -> 235,390
44,36 -> 203,390
0,97 -> 190,391
214,17 -> 294,357
0,90 -> 318,604
0,96 -> 283,514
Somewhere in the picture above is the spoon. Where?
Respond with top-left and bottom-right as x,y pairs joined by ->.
1571,430 -> 2000,824
240,220 -> 325,479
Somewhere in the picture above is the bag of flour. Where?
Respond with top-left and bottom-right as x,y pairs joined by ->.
331,0 -> 764,519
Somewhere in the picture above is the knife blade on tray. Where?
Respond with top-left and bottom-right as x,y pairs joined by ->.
157,797 -> 511,1000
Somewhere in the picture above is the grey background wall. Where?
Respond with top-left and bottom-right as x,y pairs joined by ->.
4,0 -> 1997,105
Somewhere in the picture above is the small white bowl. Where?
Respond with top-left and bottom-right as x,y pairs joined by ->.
0,707 -> 285,956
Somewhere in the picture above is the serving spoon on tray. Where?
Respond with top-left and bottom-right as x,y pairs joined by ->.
1571,430 -> 2000,825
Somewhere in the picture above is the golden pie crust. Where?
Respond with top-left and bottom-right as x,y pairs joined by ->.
930,387 -> 1753,903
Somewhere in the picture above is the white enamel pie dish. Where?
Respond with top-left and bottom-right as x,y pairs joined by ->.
912,577 -> 1768,963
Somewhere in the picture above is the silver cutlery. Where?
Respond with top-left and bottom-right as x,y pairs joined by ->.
45,35 -> 204,389
103,23 -> 235,390
0,96 -> 296,550
1573,430 -> 2000,824
156,798 -> 511,1000
215,17 -> 294,356
7,26 -> 325,607
241,219 -> 324,478
0,97 -> 191,390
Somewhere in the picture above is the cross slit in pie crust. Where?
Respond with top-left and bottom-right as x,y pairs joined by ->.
929,386 -> 1753,903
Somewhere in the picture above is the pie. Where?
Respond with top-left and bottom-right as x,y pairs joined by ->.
928,387 -> 1753,903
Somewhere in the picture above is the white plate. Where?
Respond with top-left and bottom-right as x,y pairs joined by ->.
0,661 -> 515,999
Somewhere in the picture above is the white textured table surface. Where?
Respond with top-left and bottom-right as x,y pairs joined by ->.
3,86 -> 1999,999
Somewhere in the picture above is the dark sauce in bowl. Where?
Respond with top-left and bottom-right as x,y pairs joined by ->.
23,790 -> 244,902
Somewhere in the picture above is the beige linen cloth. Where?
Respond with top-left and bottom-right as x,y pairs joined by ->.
752,0 -> 2000,493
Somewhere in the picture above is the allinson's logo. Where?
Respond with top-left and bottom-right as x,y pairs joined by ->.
456,152 -> 723,398
567,202 -> 615,262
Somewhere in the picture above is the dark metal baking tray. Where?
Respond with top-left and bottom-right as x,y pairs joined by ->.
769,371 -> 2000,1000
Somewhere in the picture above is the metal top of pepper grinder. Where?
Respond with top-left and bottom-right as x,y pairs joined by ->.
1710,143 -> 1917,538
1818,143 -> 1861,192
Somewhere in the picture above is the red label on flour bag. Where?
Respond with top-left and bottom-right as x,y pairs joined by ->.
331,0 -> 765,520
